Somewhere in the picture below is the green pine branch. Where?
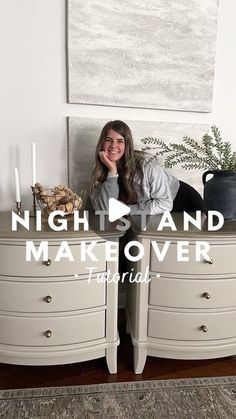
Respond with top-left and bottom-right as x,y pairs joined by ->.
141,126 -> 236,171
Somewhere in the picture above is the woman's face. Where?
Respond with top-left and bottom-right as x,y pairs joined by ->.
102,128 -> 126,162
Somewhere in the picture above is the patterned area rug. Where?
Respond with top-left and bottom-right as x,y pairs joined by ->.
0,376 -> 236,419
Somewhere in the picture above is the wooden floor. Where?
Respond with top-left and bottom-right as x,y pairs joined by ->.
0,310 -> 235,390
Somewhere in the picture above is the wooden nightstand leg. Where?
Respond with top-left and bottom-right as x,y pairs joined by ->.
106,346 -> 117,374
134,346 -> 147,374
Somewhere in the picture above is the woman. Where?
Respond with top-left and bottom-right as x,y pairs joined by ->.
90,120 -> 204,214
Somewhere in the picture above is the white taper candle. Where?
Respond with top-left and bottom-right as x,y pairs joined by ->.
32,142 -> 36,186
14,167 -> 21,202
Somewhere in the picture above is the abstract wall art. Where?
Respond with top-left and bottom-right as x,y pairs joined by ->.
67,0 -> 219,111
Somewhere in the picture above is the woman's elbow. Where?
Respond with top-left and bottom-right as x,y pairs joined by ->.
158,199 -> 173,213
166,200 -> 173,212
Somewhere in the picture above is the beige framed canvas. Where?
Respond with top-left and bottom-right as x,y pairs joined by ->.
67,0 -> 219,111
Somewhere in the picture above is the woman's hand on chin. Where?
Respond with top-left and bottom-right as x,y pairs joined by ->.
99,151 -> 117,175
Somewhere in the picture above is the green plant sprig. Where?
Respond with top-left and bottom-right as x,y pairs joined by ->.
141,126 -> 236,171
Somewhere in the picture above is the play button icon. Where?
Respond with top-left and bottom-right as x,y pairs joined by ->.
108,198 -> 130,222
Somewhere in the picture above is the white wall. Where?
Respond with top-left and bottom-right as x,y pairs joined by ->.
0,0 -> 235,211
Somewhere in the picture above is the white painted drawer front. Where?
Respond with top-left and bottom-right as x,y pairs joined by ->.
148,309 -> 236,341
0,278 -> 105,312
150,242 -> 236,275
149,277 -> 236,309
0,242 -> 106,277
0,311 -> 105,346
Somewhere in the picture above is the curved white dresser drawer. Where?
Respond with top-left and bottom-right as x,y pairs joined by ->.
150,242 -> 236,275
0,242 -> 106,277
149,276 -> 236,309
148,309 -> 236,341
0,278 -> 105,312
0,310 -> 105,346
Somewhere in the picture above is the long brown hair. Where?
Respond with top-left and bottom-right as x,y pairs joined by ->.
90,120 -> 144,203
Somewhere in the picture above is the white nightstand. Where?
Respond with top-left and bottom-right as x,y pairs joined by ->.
0,212 -> 122,373
126,213 -> 236,373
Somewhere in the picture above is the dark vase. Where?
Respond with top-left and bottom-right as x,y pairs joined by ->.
202,170 -> 236,220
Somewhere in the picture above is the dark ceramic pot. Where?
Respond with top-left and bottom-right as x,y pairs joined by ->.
202,170 -> 236,220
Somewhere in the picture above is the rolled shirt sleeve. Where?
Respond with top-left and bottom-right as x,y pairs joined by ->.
129,160 -> 177,215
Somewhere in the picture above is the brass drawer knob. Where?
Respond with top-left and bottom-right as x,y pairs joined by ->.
43,259 -> 52,267
44,295 -> 52,303
44,330 -> 52,338
200,325 -> 208,333
204,258 -> 213,265
202,292 -> 211,300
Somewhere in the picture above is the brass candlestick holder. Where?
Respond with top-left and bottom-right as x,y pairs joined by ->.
15,201 -> 22,215
30,186 -> 37,217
